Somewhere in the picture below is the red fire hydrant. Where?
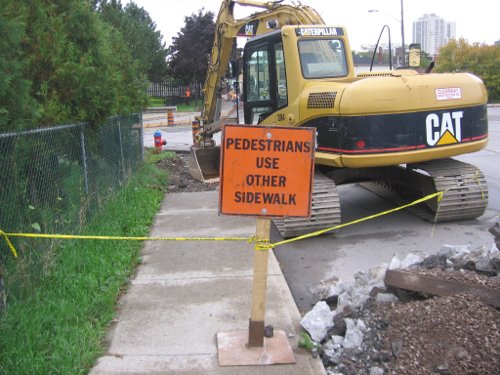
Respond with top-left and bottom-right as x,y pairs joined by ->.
154,130 -> 167,149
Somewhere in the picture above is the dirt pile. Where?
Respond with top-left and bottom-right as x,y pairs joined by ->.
157,152 -> 218,192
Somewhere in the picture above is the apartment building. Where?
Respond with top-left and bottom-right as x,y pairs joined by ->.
413,13 -> 456,57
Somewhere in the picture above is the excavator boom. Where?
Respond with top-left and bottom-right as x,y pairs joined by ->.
200,0 -> 324,133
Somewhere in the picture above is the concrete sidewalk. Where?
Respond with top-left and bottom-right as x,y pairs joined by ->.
90,191 -> 325,375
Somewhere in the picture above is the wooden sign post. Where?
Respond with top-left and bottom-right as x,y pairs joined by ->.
248,217 -> 271,347
217,124 -> 314,366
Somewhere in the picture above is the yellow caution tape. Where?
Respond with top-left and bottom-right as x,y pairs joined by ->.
472,169 -> 487,202
265,191 -> 444,250
2,187 -> 481,256
0,232 -> 249,258
0,229 -> 18,258
254,240 -> 271,252
4,233 -> 249,242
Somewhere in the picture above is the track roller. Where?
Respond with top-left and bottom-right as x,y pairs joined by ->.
272,172 -> 341,238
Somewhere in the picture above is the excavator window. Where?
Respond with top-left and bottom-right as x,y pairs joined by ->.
247,49 -> 270,101
299,39 -> 348,78
243,36 -> 287,124
275,43 -> 287,108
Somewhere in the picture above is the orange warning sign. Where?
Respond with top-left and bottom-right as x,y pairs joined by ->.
219,125 -> 315,217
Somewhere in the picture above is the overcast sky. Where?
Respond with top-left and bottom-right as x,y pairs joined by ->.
130,0 -> 499,50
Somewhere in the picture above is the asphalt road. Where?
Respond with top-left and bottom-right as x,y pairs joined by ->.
273,106 -> 500,313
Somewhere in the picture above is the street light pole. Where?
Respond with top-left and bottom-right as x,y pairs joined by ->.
400,0 -> 405,66
369,0 -> 406,67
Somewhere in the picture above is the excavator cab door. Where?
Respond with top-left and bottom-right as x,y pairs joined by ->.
243,31 -> 287,124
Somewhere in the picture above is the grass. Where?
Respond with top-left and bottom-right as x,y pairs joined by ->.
147,97 -> 165,107
298,332 -> 318,351
175,102 -> 201,112
0,150 -> 171,374
147,97 -> 201,112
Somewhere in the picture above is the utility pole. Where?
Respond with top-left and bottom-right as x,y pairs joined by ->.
400,0 -> 405,66
369,0 -> 406,67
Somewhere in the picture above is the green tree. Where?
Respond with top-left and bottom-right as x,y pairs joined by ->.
0,1 -> 37,131
419,50 -> 433,70
18,0 -> 147,127
436,38 -> 500,102
98,0 -> 168,82
168,9 -> 216,90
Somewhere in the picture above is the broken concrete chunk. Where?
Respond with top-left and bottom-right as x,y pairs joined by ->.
337,285 -> 372,311
375,293 -> 400,305
343,318 -> 363,349
312,277 -> 347,302
417,254 -> 448,269
331,335 -> 345,346
440,244 -> 470,263
300,301 -> 334,342
369,367 -> 385,375
389,253 -> 424,270
337,265 -> 391,311
356,319 -> 367,331
323,338 -> 341,358
437,243 -> 500,275
354,266 -> 386,288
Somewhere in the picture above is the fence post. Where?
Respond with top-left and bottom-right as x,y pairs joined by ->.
80,126 -> 89,194
117,120 -> 126,179
140,112 -> 145,161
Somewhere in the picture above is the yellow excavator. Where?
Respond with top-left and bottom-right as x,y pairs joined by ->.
189,0 -> 489,237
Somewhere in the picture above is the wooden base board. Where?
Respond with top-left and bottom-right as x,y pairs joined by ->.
217,330 -> 296,366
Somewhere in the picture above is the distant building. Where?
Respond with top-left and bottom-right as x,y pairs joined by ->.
413,14 -> 456,57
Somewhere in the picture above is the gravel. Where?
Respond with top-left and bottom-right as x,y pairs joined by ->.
315,247 -> 500,375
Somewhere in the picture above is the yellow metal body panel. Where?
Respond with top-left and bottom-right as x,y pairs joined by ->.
339,72 -> 488,116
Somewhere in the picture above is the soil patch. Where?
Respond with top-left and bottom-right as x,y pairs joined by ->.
156,152 -> 219,192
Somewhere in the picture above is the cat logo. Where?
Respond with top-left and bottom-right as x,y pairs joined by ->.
426,111 -> 463,147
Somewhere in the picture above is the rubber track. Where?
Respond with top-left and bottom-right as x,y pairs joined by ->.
272,172 -> 341,238
361,158 -> 488,222
413,158 -> 488,221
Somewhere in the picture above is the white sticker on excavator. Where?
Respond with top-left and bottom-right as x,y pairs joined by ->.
426,111 -> 463,146
435,88 -> 462,101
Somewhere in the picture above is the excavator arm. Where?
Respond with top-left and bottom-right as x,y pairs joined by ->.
199,0 -> 324,135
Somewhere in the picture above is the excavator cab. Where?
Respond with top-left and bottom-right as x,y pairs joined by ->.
190,24 -> 353,182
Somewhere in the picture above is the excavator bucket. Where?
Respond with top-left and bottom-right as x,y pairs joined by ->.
188,145 -> 221,182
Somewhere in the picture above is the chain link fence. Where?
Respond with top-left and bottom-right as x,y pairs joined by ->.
0,113 -> 143,262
